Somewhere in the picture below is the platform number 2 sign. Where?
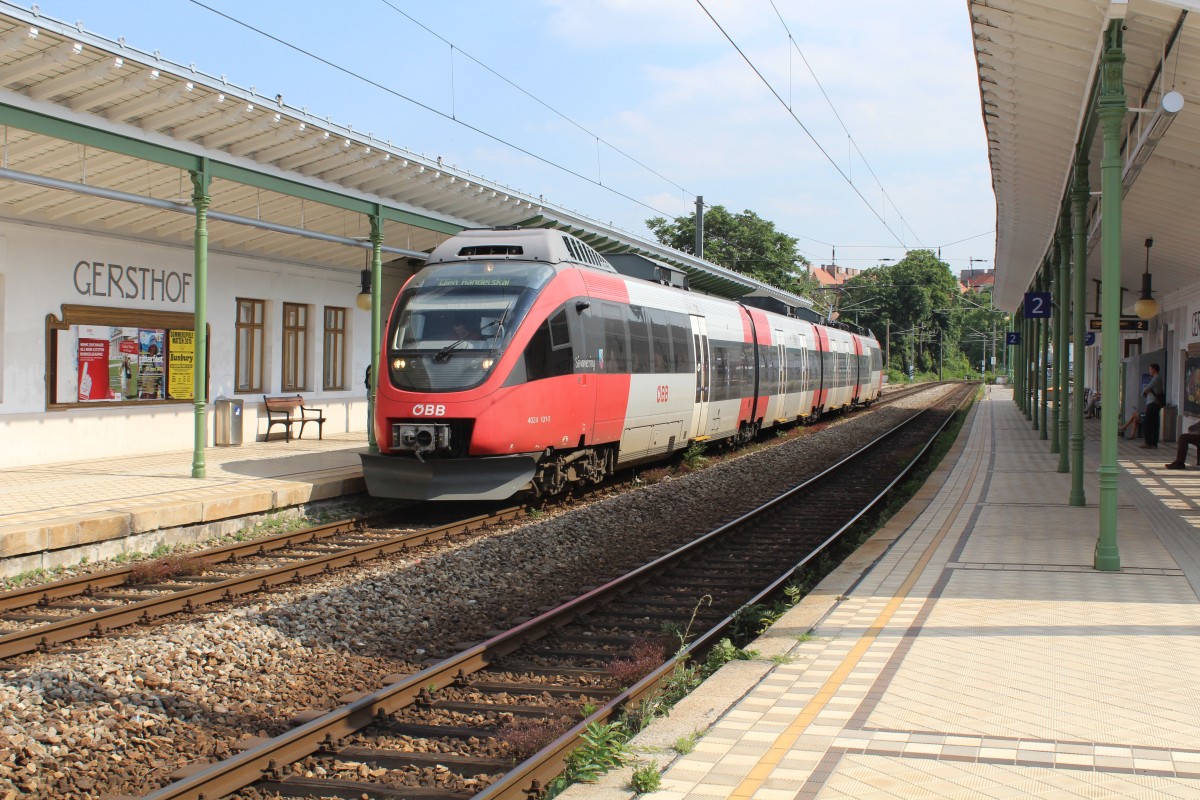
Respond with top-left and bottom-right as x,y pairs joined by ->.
1023,292 -> 1052,319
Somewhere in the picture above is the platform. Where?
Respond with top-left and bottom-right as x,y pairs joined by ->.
565,385 -> 1200,799
0,433 -> 367,578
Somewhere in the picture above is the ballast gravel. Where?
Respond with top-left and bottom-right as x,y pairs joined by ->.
0,384 -> 957,798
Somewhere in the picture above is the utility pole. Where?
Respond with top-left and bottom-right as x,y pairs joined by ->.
694,196 -> 704,259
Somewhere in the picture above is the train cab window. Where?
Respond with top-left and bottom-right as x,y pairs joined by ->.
628,305 -> 652,374
524,308 -> 574,382
601,302 -> 629,373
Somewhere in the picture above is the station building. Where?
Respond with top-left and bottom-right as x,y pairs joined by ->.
0,5 -> 809,472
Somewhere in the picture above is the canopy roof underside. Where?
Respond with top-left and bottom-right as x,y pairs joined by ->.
975,0 -> 1200,313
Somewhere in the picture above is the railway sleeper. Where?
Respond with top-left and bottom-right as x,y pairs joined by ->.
465,681 -> 619,698
433,699 -> 579,718
330,745 -> 511,773
476,665 -> 610,679
258,775 -> 474,799
380,720 -> 495,741
541,632 -> 646,647
520,647 -> 626,661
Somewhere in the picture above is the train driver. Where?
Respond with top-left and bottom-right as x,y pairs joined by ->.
452,319 -> 483,343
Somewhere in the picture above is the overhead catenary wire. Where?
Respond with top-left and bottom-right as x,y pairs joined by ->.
767,0 -> 924,249
186,0 -> 678,219
376,0 -> 693,197
694,0 -> 907,248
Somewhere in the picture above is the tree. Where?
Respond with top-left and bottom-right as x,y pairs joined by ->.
842,250 -> 960,377
646,206 -> 815,295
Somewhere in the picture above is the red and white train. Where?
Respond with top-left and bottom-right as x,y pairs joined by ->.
362,227 -> 883,500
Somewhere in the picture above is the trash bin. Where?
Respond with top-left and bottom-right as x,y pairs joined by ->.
1164,404 -> 1178,443
214,398 -> 243,446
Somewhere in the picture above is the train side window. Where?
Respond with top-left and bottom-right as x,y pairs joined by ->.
711,344 -> 728,401
670,314 -> 692,373
524,308 -> 573,382
648,308 -> 672,373
601,302 -> 629,373
628,305 -> 652,374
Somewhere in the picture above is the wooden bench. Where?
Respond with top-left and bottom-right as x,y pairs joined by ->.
263,395 -> 326,441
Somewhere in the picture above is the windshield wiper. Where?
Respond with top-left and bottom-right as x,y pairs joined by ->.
433,314 -> 507,363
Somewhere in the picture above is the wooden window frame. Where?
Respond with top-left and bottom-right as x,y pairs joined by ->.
323,305 -> 348,391
281,301 -> 309,392
235,297 -> 265,395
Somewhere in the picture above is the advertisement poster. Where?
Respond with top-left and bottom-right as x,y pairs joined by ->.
138,329 -> 165,400
77,337 -> 111,401
109,327 -> 140,401
168,329 -> 194,400
1186,356 -> 1200,416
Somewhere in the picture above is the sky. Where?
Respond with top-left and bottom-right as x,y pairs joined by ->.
21,0 -> 996,275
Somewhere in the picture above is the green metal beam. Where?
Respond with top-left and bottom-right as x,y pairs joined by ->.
0,102 -> 199,170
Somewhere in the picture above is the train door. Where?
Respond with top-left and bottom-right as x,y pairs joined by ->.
852,336 -> 864,404
689,315 -> 711,440
773,330 -> 787,422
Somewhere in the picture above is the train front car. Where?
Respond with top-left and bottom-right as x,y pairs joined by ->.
362,228 -> 606,501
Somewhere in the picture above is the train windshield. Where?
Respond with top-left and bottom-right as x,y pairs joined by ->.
387,260 -> 555,392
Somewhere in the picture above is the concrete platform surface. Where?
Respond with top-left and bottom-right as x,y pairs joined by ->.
562,386 -> 1200,799
0,433 -> 367,577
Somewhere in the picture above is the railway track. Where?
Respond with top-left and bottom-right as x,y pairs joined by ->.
0,382 -> 942,665
0,506 -> 524,660
132,382 -> 976,800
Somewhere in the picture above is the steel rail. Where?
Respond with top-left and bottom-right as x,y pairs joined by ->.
136,383 -> 975,800
478,382 -> 977,799
0,506 -> 523,659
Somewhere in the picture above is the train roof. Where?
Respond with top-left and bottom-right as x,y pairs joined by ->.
425,228 -> 617,274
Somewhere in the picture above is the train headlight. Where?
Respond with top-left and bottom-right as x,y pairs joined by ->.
392,358 -> 406,370
480,358 -> 494,370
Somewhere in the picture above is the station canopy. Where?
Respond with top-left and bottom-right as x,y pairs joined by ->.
973,0 -> 1200,314
0,6 -> 810,310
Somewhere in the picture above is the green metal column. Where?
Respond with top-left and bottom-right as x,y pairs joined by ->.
1022,303 -> 1032,417
1056,214 -> 1071,471
1051,248 -> 1062,454
1036,272 -> 1046,441
1096,22 -> 1125,572
1070,159 -> 1089,506
367,210 -> 383,453
1032,274 -> 1041,430
190,160 -> 210,480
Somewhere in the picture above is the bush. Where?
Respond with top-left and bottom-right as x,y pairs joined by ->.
127,554 -> 209,585
608,638 -> 669,686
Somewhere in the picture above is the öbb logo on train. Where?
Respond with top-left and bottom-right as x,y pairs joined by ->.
412,404 -> 446,416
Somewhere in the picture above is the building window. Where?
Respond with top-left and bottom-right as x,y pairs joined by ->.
282,302 -> 309,391
323,306 -> 347,390
235,298 -> 264,394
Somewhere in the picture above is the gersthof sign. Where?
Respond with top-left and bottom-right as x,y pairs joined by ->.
1085,331 -> 1096,346
72,260 -> 193,305
1006,332 -> 1021,346
1023,292 -> 1052,318
1087,318 -> 1148,331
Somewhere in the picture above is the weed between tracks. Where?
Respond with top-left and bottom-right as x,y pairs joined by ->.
542,388 -> 977,796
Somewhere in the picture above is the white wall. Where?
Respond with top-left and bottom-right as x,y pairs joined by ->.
0,218 -> 374,467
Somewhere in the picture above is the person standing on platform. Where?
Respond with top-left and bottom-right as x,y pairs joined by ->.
1142,363 -> 1164,449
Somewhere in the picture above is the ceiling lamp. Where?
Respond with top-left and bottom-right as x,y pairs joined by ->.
1134,237 -> 1159,320
355,268 -> 373,311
